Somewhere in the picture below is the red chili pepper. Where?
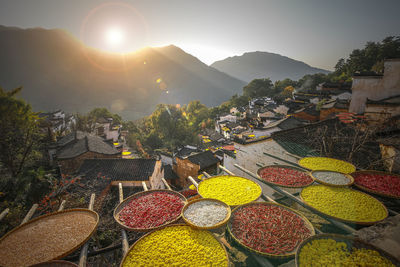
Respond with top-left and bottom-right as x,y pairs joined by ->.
260,166 -> 313,187
353,173 -> 400,197
119,191 -> 185,229
231,203 -> 312,255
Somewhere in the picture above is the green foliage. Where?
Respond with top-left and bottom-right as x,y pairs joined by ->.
243,78 -> 274,98
0,86 -> 43,178
75,107 -> 122,133
334,36 -> 400,76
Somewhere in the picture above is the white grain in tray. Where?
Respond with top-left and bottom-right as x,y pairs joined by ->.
313,171 -> 351,185
184,200 -> 228,227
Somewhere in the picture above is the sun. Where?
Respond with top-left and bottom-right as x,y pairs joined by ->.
105,27 -> 125,47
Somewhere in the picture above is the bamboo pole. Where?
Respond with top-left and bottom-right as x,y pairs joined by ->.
161,178 -> 171,190
142,181 -> 148,191
20,204 -> 38,225
58,200 -> 66,211
0,208 -> 9,221
78,193 -> 96,267
202,171 -> 211,178
187,176 -> 199,188
234,164 -> 356,234
218,165 -> 235,175
118,183 -> 129,255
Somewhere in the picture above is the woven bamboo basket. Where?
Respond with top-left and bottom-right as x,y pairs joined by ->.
298,156 -> 356,174
181,198 -> 231,230
30,260 -> 78,267
113,189 -> 187,232
352,170 -> 400,199
310,170 -> 354,187
257,165 -> 314,188
195,175 -> 262,207
120,224 -> 229,267
295,234 -> 400,267
227,202 -> 315,259
0,209 -> 99,267
300,185 -> 388,225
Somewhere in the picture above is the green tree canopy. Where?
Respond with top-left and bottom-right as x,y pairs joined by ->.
0,87 -> 43,178
243,78 -> 274,98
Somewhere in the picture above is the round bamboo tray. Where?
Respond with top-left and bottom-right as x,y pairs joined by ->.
113,189 -> 187,232
0,209 -> 99,267
310,170 -> 354,187
227,202 -> 315,259
295,234 -> 400,267
352,170 -> 400,199
30,260 -> 78,267
298,156 -> 356,174
257,165 -> 314,188
120,224 -> 229,267
181,198 -> 231,230
300,185 -> 388,225
196,175 -> 262,207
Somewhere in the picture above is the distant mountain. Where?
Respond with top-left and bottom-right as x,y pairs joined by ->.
0,26 -> 245,120
211,51 -> 330,83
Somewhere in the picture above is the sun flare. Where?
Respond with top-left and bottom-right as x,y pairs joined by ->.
105,27 -> 124,46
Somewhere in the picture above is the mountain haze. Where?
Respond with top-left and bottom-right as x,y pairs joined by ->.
0,26 -> 245,120
211,51 -> 330,83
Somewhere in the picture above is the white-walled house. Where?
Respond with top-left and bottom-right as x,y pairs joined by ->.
350,59 -> 400,114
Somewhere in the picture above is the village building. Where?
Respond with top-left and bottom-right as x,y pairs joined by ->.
39,109 -> 76,135
292,106 -> 320,122
349,58 -> 400,114
76,158 -> 174,189
56,134 -> 121,175
319,99 -> 350,120
95,117 -> 121,142
363,95 -> 400,122
173,150 -> 221,187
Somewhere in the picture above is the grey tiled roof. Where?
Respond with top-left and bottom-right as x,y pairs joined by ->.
77,158 -> 157,181
57,135 -> 119,159
56,131 -> 91,148
187,151 -> 220,170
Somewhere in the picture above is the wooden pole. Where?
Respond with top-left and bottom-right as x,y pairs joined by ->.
21,204 -> 38,225
58,200 -> 66,211
0,208 -> 9,221
202,171 -> 211,178
118,183 -> 129,255
142,181 -> 148,191
234,164 -> 356,234
218,165 -> 235,176
79,193 -> 96,267
161,178 -> 171,190
187,176 -> 199,188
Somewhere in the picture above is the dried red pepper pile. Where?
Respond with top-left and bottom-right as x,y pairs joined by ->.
230,203 -> 313,255
353,172 -> 400,198
180,189 -> 198,199
258,166 -> 313,187
118,191 -> 185,229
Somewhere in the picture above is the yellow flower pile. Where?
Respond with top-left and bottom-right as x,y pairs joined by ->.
298,157 -> 356,173
198,176 -> 261,206
299,238 -> 394,266
301,185 -> 387,223
122,225 -> 228,267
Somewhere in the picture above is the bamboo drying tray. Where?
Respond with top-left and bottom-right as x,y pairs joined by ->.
227,202 -> 315,259
120,224 -> 229,267
30,260 -> 78,267
352,170 -> 400,199
295,234 -> 400,267
181,198 -> 231,230
113,189 -> 187,232
310,170 -> 354,187
195,175 -> 262,206
0,209 -> 99,267
298,156 -> 356,174
257,165 -> 314,188
300,185 -> 388,225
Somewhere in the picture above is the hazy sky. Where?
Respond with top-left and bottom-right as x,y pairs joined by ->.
0,0 -> 399,70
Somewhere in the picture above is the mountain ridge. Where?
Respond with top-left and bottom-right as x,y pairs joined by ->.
211,51 -> 330,83
0,25 -> 245,120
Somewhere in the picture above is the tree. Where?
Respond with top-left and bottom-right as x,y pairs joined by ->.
0,87 -> 43,178
243,78 -> 274,98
